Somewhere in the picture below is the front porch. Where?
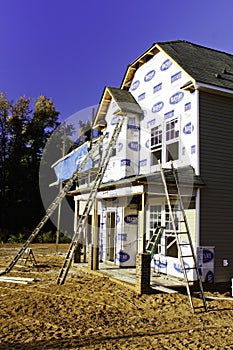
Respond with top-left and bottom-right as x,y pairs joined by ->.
75,257 -> 187,295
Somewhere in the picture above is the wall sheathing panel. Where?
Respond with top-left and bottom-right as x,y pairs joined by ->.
129,51 -> 198,173
102,100 -> 140,183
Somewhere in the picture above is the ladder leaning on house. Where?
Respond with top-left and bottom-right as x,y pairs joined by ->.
57,114 -> 126,285
145,226 -> 165,260
159,161 -> 208,313
0,135 -> 105,276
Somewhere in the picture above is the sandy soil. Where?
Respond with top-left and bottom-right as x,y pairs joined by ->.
0,244 -> 233,350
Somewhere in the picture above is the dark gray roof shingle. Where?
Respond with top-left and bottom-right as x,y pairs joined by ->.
107,87 -> 143,115
158,40 -> 233,91
93,86 -> 143,129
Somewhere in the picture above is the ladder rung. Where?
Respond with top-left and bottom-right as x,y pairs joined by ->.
57,115 -> 125,285
193,305 -> 206,310
159,161 -> 208,313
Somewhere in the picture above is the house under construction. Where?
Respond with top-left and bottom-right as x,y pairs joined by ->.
55,40 -> 233,286
2,41 -> 233,301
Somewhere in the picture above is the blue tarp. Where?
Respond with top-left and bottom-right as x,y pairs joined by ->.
52,143 -> 92,184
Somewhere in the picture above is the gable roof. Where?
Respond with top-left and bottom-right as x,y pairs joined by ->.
121,40 -> 233,92
158,40 -> 233,91
93,86 -> 143,130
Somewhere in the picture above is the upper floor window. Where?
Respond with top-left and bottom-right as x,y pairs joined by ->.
166,118 -> 179,141
151,125 -> 162,165
166,117 -> 179,162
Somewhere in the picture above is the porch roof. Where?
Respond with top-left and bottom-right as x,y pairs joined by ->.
68,165 -> 205,196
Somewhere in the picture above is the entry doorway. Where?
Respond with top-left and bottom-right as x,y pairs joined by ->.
106,212 -> 116,262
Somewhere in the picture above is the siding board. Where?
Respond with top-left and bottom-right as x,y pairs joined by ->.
199,91 -> 233,283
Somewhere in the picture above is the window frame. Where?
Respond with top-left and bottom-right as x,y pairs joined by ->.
150,124 -> 162,165
165,117 -> 180,162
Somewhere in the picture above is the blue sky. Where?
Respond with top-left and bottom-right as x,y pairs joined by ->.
1,0 -> 233,122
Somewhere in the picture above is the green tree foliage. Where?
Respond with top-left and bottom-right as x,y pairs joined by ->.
77,119 -> 92,144
0,93 -> 10,240
0,93 -> 60,241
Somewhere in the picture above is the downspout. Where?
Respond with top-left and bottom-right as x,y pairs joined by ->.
195,89 -> 200,249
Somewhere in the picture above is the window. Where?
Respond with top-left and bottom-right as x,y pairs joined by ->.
79,175 -> 88,186
90,171 -> 97,183
166,236 -> 178,258
151,125 -> 162,165
149,205 -> 162,238
149,205 -> 162,255
165,204 -> 179,258
166,117 -> 179,162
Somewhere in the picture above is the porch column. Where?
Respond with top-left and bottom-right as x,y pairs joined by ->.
136,253 -> 151,295
141,192 -> 147,253
92,198 -> 99,270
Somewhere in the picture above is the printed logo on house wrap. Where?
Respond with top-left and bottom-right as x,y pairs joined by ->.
116,251 -> 130,263
144,70 -> 155,82
169,91 -> 184,104
185,102 -> 191,111
152,101 -> 164,113
153,83 -> 162,94
183,122 -> 194,135
145,140 -> 150,149
147,119 -> 156,128
154,260 -> 167,269
139,159 -> 147,167
203,249 -> 214,263
128,141 -> 140,151
164,110 -> 174,120
124,214 -> 138,224
160,59 -> 172,71
174,262 -> 190,273
171,71 -> 182,83
138,92 -> 146,101
121,159 -> 130,166
127,124 -> 140,130
191,145 -> 196,154
111,116 -> 119,125
130,80 -> 140,91
117,142 -> 123,152
205,271 -> 214,283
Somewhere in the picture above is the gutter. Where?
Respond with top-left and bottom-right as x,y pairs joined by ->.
195,81 -> 233,96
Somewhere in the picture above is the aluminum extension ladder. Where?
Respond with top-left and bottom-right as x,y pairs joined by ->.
0,135 -> 104,276
159,161 -> 208,313
57,114 -> 126,285
145,226 -> 165,260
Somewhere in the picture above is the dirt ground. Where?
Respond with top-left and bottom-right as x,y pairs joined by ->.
0,244 -> 233,350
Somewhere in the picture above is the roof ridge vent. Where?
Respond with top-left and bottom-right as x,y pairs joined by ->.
223,67 -> 233,76
215,73 -> 233,82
